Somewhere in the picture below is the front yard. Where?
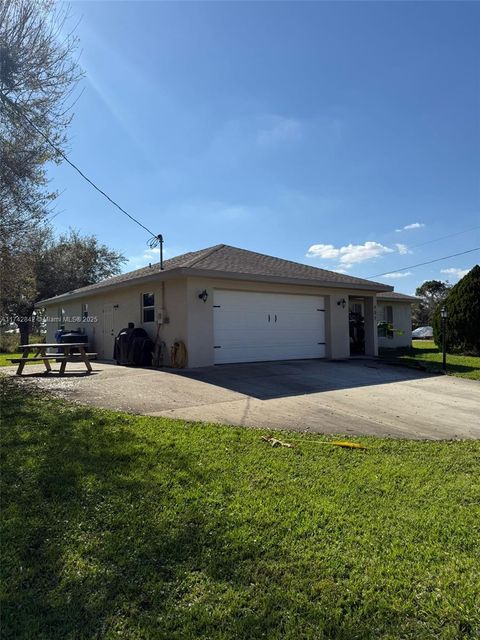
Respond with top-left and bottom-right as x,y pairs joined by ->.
1,375 -> 479,639
379,340 -> 480,380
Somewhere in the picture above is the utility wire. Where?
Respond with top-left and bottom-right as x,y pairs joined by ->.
1,91 -> 159,244
406,225 -> 480,251
368,247 -> 480,279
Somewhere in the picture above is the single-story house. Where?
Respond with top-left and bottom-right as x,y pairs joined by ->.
37,244 -> 418,367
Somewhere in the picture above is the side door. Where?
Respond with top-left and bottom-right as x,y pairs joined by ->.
102,304 -> 117,359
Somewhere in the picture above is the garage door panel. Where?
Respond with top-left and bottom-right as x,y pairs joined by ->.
213,290 -> 326,364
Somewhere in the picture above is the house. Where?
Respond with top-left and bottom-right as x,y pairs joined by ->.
37,244 -> 417,367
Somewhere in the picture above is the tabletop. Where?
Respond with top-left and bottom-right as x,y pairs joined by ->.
19,343 -> 89,349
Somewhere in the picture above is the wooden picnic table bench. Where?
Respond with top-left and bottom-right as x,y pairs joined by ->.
9,343 -> 97,376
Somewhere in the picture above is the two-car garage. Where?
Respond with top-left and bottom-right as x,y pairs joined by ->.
212,290 -> 326,364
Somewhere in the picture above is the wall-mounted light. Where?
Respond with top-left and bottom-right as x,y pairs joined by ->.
337,298 -> 346,309
198,289 -> 208,303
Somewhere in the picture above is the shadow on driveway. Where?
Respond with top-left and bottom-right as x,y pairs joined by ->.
169,358 -> 442,400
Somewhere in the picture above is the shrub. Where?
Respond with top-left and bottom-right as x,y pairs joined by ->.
0,333 -> 20,354
433,265 -> 480,355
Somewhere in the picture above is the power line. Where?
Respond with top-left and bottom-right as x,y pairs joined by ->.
1,91 -> 159,243
368,247 -> 480,279
406,225 -> 480,251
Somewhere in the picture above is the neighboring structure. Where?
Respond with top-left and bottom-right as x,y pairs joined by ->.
376,291 -> 420,349
37,244 -> 416,367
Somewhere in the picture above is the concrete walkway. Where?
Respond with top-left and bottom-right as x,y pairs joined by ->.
4,359 -> 479,439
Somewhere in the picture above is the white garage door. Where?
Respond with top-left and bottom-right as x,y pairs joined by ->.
213,290 -> 326,364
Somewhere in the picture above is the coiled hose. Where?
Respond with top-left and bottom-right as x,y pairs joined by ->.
170,340 -> 187,368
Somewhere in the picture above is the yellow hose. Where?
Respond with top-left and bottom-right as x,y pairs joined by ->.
170,340 -> 187,368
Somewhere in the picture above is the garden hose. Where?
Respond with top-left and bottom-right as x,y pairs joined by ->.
170,340 -> 187,368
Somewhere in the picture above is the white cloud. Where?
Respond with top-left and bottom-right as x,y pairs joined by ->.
382,271 -> 413,279
395,222 -> 426,232
395,243 -> 410,255
257,115 -> 302,146
440,267 -> 470,280
306,241 -> 394,268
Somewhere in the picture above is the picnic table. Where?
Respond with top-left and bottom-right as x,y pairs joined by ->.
10,343 -> 97,376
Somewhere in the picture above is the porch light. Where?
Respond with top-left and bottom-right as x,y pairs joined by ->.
337,298 -> 346,309
198,289 -> 208,303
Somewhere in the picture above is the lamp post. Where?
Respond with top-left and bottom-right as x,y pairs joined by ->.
440,306 -> 448,373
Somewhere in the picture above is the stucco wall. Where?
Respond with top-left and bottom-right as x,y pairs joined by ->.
42,275 -> 384,366
42,278 -> 189,361
185,277 -> 377,366
377,301 -> 412,349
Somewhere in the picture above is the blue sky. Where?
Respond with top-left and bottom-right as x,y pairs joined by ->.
50,1 -> 480,293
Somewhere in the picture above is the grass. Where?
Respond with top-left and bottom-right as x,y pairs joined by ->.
379,340 -> 480,381
0,352 -> 22,366
0,335 -> 47,367
1,376 -> 479,640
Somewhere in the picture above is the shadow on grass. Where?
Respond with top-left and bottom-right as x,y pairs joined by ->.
3,377 -> 476,639
379,347 -> 479,377
1,377 -> 264,639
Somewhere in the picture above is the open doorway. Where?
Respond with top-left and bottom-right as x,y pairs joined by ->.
349,298 -> 365,355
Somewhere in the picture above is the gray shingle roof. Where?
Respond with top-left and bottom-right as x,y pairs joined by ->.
377,291 -> 420,302
38,244 -> 393,304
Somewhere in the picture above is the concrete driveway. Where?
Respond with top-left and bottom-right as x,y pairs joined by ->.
5,358 -> 479,439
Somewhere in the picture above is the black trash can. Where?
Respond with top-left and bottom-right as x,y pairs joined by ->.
59,332 -> 88,353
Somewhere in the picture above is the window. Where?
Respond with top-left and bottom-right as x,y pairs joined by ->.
142,293 -> 155,323
81,303 -> 89,319
378,305 -> 394,339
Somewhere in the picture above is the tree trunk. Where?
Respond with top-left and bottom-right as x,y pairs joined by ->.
17,321 -> 30,347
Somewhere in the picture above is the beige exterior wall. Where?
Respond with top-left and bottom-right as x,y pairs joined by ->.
377,301 -> 413,349
43,278 -> 189,361
42,274 -> 383,367
363,296 -> 379,356
185,276 -> 378,366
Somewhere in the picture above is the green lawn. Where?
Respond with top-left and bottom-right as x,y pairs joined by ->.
0,352 -> 22,366
379,340 -> 480,380
1,376 -> 479,640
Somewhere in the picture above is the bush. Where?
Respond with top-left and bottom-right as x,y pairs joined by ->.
433,265 -> 480,355
0,332 -> 20,354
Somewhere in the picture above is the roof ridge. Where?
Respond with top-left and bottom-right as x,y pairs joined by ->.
182,244 -> 226,268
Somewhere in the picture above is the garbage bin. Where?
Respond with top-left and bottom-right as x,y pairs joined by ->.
59,331 -> 88,354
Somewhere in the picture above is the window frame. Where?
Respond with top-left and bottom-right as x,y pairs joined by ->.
384,305 -> 393,324
142,292 -> 155,324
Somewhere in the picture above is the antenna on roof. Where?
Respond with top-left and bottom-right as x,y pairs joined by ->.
158,234 -> 164,270
147,233 -> 164,270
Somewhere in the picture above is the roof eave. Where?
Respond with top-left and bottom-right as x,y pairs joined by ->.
179,267 -> 394,292
35,268 -> 180,307
36,266 -> 393,307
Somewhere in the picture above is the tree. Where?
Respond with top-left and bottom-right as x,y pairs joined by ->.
1,0 -> 82,249
433,266 -> 480,355
413,280 -> 451,327
1,229 -> 126,345
1,0 -> 83,343
36,230 -> 126,302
